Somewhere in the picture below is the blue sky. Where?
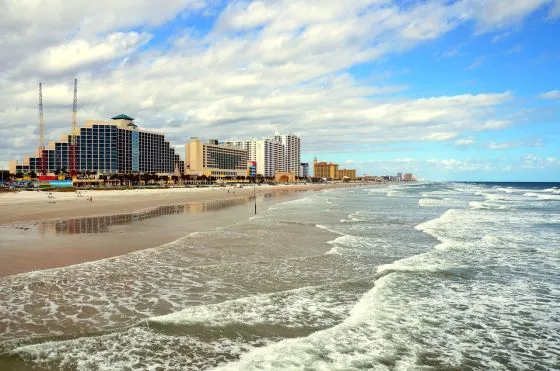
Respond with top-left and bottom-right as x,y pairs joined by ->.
0,0 -> 559,181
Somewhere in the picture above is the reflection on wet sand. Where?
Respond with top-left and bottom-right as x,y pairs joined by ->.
38,198 -> 252,236
0,191 -> 299,277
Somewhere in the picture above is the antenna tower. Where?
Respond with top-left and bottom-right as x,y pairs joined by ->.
39,83 -> 46,175
69,78 -> 78,177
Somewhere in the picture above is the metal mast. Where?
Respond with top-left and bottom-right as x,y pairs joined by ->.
39,82 -> 46,175
69,78 -> 78,177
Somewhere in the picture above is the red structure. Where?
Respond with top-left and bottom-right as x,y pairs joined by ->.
38,175 -> 57,181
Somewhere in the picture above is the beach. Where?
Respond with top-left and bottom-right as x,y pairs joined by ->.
0,183 -> 361,276
0,182 -> 559,370
0,183 -> 356,225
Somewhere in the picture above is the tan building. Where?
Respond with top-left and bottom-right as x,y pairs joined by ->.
313,157 -> 356,180
402,173 -> 415,181
186,138 -> 248,178
313,158 -> 339,179
337,169 -> 357,180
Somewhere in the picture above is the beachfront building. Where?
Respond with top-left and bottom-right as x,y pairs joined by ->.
9,115 -> 183,175
300,163 -> 309,178
402,173 -> 415,181
225,138 -> 284,178
313,157 -> 338,179
274,132 -> 301,177
337,169 -> 357,180
185,138 -> 248,178
313,157 -> 357,180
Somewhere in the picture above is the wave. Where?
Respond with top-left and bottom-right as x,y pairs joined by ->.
523,192 -> 560,201
468,201 -> 509,210
211,273 -> 396,371
542,187 -> 560,194
324,234 -> 377,255
418,197 -> 459,207
375,254 -> 471,278
315,224 -> 345,236
9,326 -> 271,370
216,187 -> 560,370
149,283 -> 360,329
8,280 -> 367,370
340,210 -> 371,223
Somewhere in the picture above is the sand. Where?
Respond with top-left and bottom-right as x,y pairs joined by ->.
0,183 -> 358,224
0,183 -> 363,276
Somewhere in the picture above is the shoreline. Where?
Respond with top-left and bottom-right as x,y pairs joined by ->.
0,183 -> 363,225
0,183 -> 366,277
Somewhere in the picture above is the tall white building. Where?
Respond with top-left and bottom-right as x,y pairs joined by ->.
226,131 -> 301,178
226,139 -> 283,178
274,132 -> 301,177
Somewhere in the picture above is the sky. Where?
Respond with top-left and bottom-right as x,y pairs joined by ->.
0,0 -> 559,181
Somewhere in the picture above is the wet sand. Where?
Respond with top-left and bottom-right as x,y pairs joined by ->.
0,183 -> 356,224
0,184 -> 361,277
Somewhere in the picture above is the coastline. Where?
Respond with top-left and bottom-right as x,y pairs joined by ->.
0,183 -> 361,225
0,183 -> 365,277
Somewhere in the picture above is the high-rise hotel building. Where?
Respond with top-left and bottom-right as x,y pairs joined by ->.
313,157 -> 357,180
225,131 -> 301,178
185,138 -> 248,178
225,139 -> 284,178
274,133 -> 301,177
9,115 -> 183,175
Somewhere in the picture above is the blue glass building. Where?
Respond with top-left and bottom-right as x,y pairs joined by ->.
12,115 -> 183,175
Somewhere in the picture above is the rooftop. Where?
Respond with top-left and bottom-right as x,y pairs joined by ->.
111,114 -> 134,121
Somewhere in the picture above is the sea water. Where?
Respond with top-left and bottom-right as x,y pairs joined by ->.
0,183 -> 558,370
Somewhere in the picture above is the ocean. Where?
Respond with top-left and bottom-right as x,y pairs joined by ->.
0,182 -> 559,370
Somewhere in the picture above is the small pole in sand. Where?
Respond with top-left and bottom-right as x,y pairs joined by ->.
254,182 -> 257,215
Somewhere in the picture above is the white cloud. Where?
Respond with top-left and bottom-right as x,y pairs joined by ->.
426,158 -> 493,171
492,31 -> 511,43
486,139 -> 542,150
539,90 -> 560,99
0,1 -> 209,71
422,132 -> 458,141
36,32 -> 152,74
548,0 -> 560,18
478,120 -> 511,130
440,48 -> 460,58
0,0 -> 552,164
486,141 -> 522,150
522,154 -> 560,169
456,0 -> 551,32
466,56 -> 485,70
455,137 -> 476,146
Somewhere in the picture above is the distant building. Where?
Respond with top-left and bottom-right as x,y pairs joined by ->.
9,114 -> 183,175
274,132 -> 301,177
337,169 -> 356,180
313,157 -> 356,180
402,173 -> 414,181
313,157 -> 338,179
247,161 -> 257,177
300,163 -> 309,178
226,138 -> 283,178
185,138 -> 248,178
397,172 -> 403,181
